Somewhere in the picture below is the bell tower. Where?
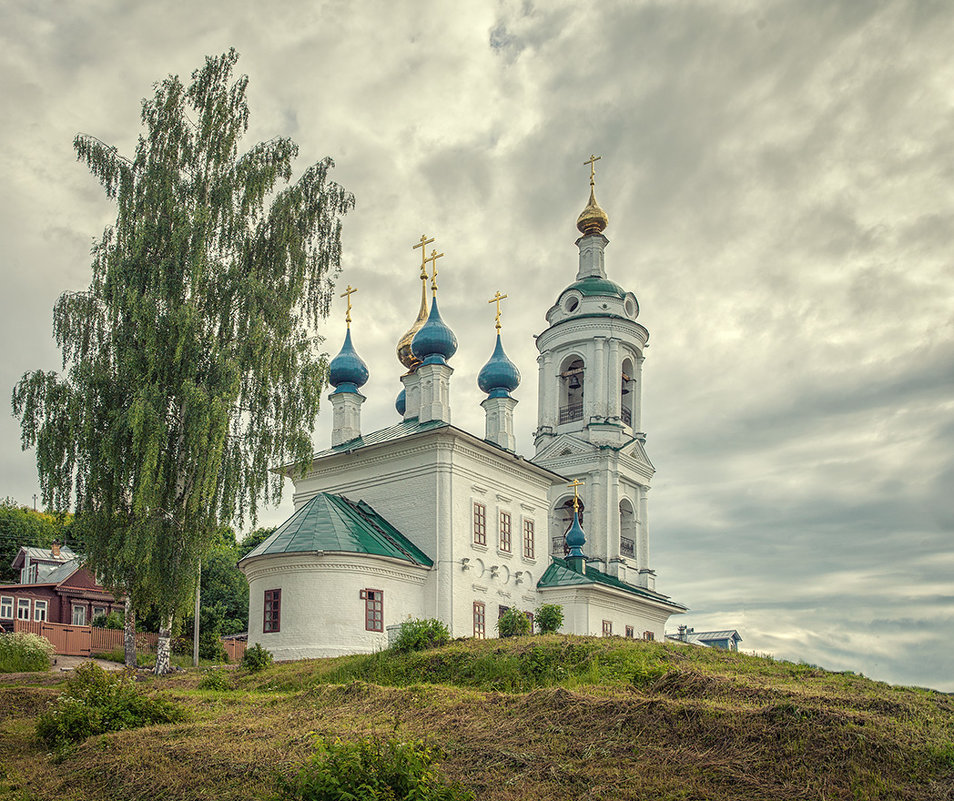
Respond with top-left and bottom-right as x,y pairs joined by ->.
532,157 -> 657,590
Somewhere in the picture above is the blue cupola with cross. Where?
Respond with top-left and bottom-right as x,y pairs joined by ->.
328,285 -> 368,447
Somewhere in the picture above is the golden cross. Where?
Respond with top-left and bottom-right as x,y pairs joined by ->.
584,154 -> 601,186
488,291 -> 508,332
340,284 -> 357,327
412,234 -> 435,280
569,477 -> 585,512
425,248 -> 444,295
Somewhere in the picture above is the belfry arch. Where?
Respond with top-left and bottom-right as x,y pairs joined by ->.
559,355 -> 584,424
551,495 -> 585,556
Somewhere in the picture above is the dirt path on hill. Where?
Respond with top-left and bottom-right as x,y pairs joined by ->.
50,655 -> 125,672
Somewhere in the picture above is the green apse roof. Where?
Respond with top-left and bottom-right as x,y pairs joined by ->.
537,557 -> 687,610
561,276 -> 628,299
241,493 -> 432,567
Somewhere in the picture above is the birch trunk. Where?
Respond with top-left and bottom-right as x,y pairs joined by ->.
123,596 -> 137,668
155,615 -> 174,675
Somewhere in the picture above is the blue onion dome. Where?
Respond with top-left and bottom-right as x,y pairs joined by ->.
477,334 -> 520,398
328,329 -> 369,394
565,509 -> 586,558
411,297 -> 458,365
395,388 -> 406,416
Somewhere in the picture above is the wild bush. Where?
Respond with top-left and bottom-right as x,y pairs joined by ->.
35,662 -> 183,748
275,737 -> 474,801
534,603 -> 563,634
241,642 -> 274,672
0,631 -> 55,673
198,669 -> 234,691
391,618 -> 450,653
496,607 -> 531,638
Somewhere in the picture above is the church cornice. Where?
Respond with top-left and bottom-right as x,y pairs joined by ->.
536,316 -> 650,353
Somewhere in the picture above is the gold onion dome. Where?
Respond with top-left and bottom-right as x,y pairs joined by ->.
576,184 -> 609,235
397,272 -> 429,370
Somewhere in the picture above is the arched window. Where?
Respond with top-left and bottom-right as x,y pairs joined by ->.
559,356 -> 584,424
551,497 -> 585,556
619,499 -> 637,559
621,357 -> 634,427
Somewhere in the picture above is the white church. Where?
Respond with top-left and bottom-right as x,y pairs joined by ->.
239,162 -> 687,660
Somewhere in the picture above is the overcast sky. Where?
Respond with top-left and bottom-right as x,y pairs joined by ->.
1,0 -> 952,691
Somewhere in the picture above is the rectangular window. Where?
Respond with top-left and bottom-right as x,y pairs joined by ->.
17,599 -> 31,620
525,611 -> 534,632
473,503 -> 487,546
473,601 -> 485,638
523,519 -> 535,559
0,596 -> 12,619
364,589 -> 384,632
643,631 -> 654,641
92,606 -> 107,619
499,511 -> 511,552
33,600 -> 48,622
263,589 -> 281,633
72,605 -> 86,626
602,619 -> 613,637
625,625 -> 634,639
498,605 -> 509,619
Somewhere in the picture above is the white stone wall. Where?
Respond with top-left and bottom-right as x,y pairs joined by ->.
243,552 -> 429,661
537,586 -> 677,641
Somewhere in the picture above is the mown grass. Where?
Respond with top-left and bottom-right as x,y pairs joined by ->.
0,636 -> 951,800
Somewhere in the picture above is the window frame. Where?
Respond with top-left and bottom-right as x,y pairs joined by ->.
0,596 -> 12,619
473,502 -> 487,546
263,589 -> 281,633
33,600 -> 48,622
522,518 -> 535,559
625,625 -> 634,639
17,598 -> 31,620
643,630 -> 655,641
602,619 -> 613,637
72,605 -> 86,626
499,510 -> 512,553
473,601 -> 485,639
363,588 -> 384,632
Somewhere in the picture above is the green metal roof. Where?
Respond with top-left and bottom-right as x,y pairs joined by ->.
561,277 -> 628,299
311,418 -> 449,459
537,557 -> 687,610
241,493 -> 433,567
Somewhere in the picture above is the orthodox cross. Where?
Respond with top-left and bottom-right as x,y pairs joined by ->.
425,248 -> 444,294
412,234 -> 435,280
340,285 -> 357,327
584,154 -> 601,186
488,291 -> 508,332
569,477 -> 585,512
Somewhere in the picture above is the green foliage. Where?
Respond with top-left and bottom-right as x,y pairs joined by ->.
197,669 -> 234,691
0,500 -> 75,582
91,610 -> 124,630
275,737 -> 474,801
534,603 -> 563,634
496,607 -> 531,638
35,662 -> 183,748
391,619 -> 450,653
0,632 -> 55,673
241,643 -> 273,672
11,50 -> 353,635
239,526 -> 276,557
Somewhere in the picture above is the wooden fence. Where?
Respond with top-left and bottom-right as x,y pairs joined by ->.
13,619 -> 240,661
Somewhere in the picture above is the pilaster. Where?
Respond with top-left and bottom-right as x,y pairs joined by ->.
417,361 -> 453,423
329,390 -> 365,447
401,371 -> 421,421
481,395 -> 518,451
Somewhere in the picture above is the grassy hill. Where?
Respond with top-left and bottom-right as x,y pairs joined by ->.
1,635 -> 952,800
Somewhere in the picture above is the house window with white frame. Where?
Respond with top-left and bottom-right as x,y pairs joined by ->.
33,600 -> 48,622
499,511 -> 511,553
0,596 -> 12,619
602,619 -> 613,636
523,519 -> 535,559
17,599 -> 31,620
72,605 -> 86,626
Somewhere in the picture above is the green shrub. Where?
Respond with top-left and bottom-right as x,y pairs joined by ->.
91,610 -> 124,630
241,643 -> 273,672
276,737 -> 474,801
534,603 -> 563,634
35,662 -> 183,748
0,631 -> 55,673
392,618 -> 450,653
198,669 -> 234,691
496,608 -> 531,638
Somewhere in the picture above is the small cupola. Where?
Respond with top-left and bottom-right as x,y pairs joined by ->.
479,291 -> 519,451
328,285 -> 368,446
328,328 -> 369,395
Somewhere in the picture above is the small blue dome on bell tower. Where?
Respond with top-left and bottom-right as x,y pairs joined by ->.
478,334 -> 520,398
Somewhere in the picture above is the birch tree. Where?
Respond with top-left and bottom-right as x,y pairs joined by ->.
12,50 -> 353,672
